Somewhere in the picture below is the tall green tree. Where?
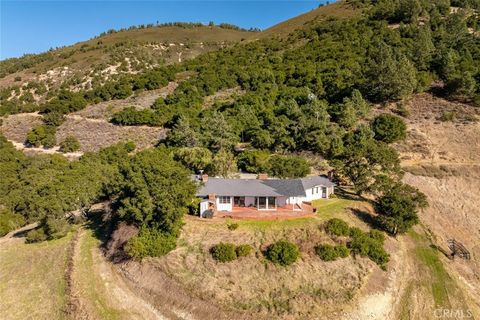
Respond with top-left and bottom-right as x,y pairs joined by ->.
116,148 -> 197,236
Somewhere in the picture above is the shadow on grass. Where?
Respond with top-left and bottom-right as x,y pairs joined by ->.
84,204 -> 116,248
351,208 -> 384,231
334,187 -> 374,204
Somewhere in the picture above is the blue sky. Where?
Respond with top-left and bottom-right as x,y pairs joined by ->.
0,1 -> 330,60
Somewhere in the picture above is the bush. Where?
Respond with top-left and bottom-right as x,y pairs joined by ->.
0,209 -> 25,236
43,218 -> 70,240
227,222 -> 239,231
25,125 -> 56,148
368,230 -> 386,243
348,232 -> 390,268
25,218 -> 70,243
315,244 -> 350,261
438,111 -> 456,122
26,228 -> 48,243
236,244 -> 253,257
324,218 -> 351,236
124,228 -> 177,259
210,242 -> 237,262
265,240 -> 300,266
371,114 -> 407,143
59,136 -> 81,153
43,112 -> 66,126
111,107 -> 163,126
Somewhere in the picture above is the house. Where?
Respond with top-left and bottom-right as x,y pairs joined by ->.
194,174 -> 335,218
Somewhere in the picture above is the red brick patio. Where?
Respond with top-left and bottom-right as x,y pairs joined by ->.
213,203 -> 316,221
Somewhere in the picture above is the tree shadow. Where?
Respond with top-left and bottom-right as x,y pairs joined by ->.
84,204 -> 115,248
351,208 -> 383,231
335,187 -> 374,205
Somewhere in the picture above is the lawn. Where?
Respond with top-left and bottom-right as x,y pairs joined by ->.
0,233 -> 73,320
221,198 -> 366,231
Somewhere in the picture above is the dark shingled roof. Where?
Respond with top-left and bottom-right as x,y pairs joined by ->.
196,176 -> 334,197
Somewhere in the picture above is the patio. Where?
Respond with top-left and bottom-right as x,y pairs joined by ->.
213,203 -> 316,220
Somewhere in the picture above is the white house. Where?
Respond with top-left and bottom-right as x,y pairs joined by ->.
194,174 -> 335,217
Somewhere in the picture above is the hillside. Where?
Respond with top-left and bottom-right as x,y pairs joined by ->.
0,24 -> 255,105
258,1 -> 359,39
1,1 -> 480,319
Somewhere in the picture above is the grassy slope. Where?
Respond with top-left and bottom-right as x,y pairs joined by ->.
0,25 -> 255,88
257,1 -> 359,39
0,233 -> 73,320
155,196 -> 374,318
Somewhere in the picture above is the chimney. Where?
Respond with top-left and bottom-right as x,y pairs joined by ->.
201,174 -> 209,183
257,173 -> 268,180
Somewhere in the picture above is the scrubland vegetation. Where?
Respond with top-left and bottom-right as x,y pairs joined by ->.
8,0 -> 480,257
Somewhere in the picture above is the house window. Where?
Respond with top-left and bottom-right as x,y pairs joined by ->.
322,187 -> 327,198
314,187 -> 319,194
257,197 -> 276,210
219,196 -> 231,204
267,197 -> 276,210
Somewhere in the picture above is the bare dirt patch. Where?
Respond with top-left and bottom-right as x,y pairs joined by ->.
73,81 -> 178,120
56,117 -> 165,152
394,93 -> 480,165
394,93 -> 480,318
0,112 -> 43,142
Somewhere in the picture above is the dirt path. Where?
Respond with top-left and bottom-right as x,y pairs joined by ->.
343,236 -> 411,320
7,139 -> 84,158
0,222 -> 39,244
70,228 -> 168,320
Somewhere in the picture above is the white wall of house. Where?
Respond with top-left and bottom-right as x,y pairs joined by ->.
304,185 -> 334,201
216,196 -> 233,211
200,200 -> 210,217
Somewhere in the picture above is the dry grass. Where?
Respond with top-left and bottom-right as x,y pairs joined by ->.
135,198 -> 375,319
0,112 -> 43,142
0,233 -> 73,320
258,1 -> 359,39
56,117 -> 165,152
396,93 -> 480,318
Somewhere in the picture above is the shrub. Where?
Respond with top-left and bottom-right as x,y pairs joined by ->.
59,136 -> 80,153
348,232 -> 390,268
25,218 -> 70,243
26,228 -> 48,243
25,125 -> 56,148
43,112 -> 66,126
0,209 -> 25,236
43,218 -> 70,240
236,244 -> 253,257
265,240 -> 300,266
368,230 -> 386,243
324,218 -> 351,236
111,107 -> 163,126
438,111 -> 456,122
210,242 -> 237,262
227,222 -> 239,231
371,114 -> 407,143
315,244 -> 350,261
124,228 -> 177,259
